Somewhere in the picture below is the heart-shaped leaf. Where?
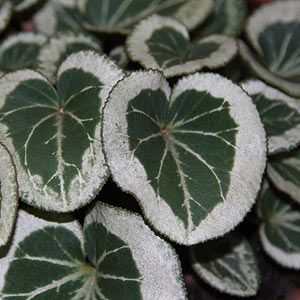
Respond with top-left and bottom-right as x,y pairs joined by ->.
37,31 -> 102,83
0,209 -> 93,299
0,32 -> 47,72
241,80 -> 300,155
0,142 -> 18,247
127,14 -> 237,78
239,1 -> 300,97
0,50 -> 124,212
84,202 -> 186,300
257,180 -> 300,269
267,148 -> 300,204
190,232 -> 260,296
77,0 -> 213,34
12,0 -> 43,12
0,0 -> 13,34
34,0 -> 82,36
200,0 -> 247,37
103,70 -> 266,245
0,203 -> 186,299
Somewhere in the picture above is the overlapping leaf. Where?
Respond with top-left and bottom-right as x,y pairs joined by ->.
267,148 -> 300,204
0,203 -> 186,299
239,1 -> 300,97
34,0 -> 82,36
0,143 -> 18,247
257,181 -> 300,269
0,50 -> 124,212
200,0 -> 247,37
127,14 -> 237,78
77,0 -> 213,34
109,45 -> 129,68
0,32 -> 46,72
0,0 -> 13,34
190,232 -> 260,296
37,31 -> 102,83
241,80 -> 300,155
103,70 -> 266,245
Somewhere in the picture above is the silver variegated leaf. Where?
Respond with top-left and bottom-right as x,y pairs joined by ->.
257,181 -> 300,269
127,14 -> 237,78
77,0 -> 213,34
103,70 -> 266,245
37,31 -> 102,83
190,232 -> 260,296
0,0 -> 13,33
267,148 -> 300,204
241,80 -> 300,155
0,209 -> 93,299
34,0 -> 82,36
0,50 -> 124,212
84,202 -> 186,300
0,32 -> 46,72
239,1 -> 300,97
0,142 -> 18,247
200,0 -> 247,37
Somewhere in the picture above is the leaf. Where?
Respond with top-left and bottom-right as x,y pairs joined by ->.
12,0 -> 43,12
0,142 -> 18,247
0,0 -> 13,34
241,80 -> 300,155
34,0 -> 82,36
77,0 -> 213,34
257,180 -> 300,269
190,232 -> 260,296
0,50 -> 124,212
127,14 -> 237,78
37,31 -> 102,83
267,148 -> 300,204
200,0 -> 247,37
84,202 -> 187,300
102,70 -> 266,245
0,32 -> 47,72
0,209 -> 94,299
239,1 -> 300,97
109,45 -> 129,68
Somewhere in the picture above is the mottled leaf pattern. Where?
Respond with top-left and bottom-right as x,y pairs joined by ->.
257,181 -> 300,269
267,148 -> 300,204
0,32 -> 46,72
0,143 -> 18,247
127,14 -> 237,77
78,0 -> 213,34
241,80 -> 300,154
103,70 -> 266,245
0,51 -> 124,212
190,232 -> 260,296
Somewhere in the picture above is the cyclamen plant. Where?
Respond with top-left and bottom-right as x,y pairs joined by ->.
0,0 -> 299,299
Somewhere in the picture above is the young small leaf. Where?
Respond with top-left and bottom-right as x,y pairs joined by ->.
267,148 -> 300,204
84,202 -> 187,300
34,0 -> 82,36
0,51 -> 124,212
103,70 -> 266,245
0,32 -> 46,72
190,232 -> 260,296
0,142 -> 18,247
200,0 -> 247,37
77,0 -> 213,34
0,209 -> 93,299
12,0 -> 43,12
109,45 -> 129,68
241,80 -> 300,155
0,0 -> 13,34
257,181 -> 300,269
127,14 -> 237,78
37,31 -> 102,83
239,1 -> 300,97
